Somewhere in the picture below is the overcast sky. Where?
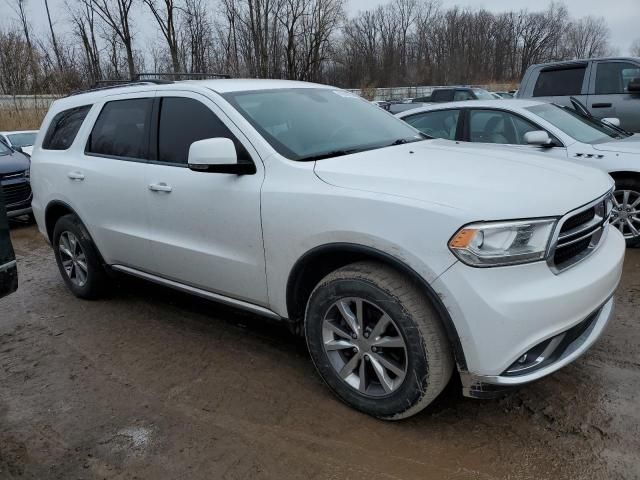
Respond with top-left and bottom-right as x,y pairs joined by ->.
1,0 -> 638,55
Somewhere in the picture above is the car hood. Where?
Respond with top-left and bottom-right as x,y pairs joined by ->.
0,151 -> 30,174
592,134 -> 640,154
314,139 -> 613,220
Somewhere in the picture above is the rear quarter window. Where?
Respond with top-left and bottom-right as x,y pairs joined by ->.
42,105 -> 92,150
533,66 -> 587,97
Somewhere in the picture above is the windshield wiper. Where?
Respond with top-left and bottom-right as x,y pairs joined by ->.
297,148 -> 361,162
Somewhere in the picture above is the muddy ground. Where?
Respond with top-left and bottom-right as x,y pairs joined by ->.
1,222 -> 639,480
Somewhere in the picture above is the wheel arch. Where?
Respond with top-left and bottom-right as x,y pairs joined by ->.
44,201 -> 107,266
286,243 -> 467,370
608,171 -> 640,183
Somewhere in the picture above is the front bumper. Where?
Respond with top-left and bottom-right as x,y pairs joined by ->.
432,227 -> 625,395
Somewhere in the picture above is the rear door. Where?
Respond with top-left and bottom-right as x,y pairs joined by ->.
588,60 -> 640,132
529,63 -> 590,108
143,91 -> 268,305
71,92 -> 156,270
0,185 -> 18,298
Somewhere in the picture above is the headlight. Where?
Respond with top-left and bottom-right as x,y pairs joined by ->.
449,218 -> 557,267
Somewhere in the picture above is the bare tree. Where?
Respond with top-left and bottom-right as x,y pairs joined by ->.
143,0 -> 181,73
631,38 -> 640,57
68,0 -> 102,84
44,0 -> 64,69
0,27 -> 33,96
564,16 -> 611,59
81,0 -> 137,79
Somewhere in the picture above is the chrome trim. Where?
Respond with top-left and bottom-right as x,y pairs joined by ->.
546,190 -> 612,274
0,260 -> 17,273
111,265 -> 281,320
7,206 -> 32,218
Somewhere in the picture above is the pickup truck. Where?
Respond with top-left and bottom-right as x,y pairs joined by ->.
517,57 -> 640,132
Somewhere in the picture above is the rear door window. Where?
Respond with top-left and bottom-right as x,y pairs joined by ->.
595,62 -> 640,94
43,105 -> 92,150
86,98 -> 153,160
403,110 -> 460,140
454,90 -> 474,101
533,66 -> 587,97
155,97 -> 250,165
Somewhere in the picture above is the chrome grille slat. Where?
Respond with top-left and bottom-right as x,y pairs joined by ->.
548,192 -> 613,274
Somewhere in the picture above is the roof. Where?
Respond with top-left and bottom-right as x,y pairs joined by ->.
395,99 -> 547,117
530,57 -> 640,68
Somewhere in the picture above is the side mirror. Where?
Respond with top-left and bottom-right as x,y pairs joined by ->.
188,138 -> 255,175
524,130 -> 553,147
628,78 -> 640,93
602,117 -> 621,127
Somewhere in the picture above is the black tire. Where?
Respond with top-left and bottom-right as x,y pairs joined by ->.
613,177 -> 640,248
305,261 -> 453,420
52,214 -> 108,299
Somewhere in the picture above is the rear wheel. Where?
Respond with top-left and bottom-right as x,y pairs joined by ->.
52,214 -> 108,299
611,177 -> 640,247
305,261 -> 453,420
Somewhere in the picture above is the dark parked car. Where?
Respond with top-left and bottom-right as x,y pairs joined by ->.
0,185 -> 18,298
517,57 -> 640,132
429,87 -> 495,102
0,139 -> 32,219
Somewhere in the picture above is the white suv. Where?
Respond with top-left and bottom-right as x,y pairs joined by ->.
31,79 -> 625,419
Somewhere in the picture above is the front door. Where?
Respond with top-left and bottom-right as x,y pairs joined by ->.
144,92 -> 268,305
588,60 -> 640,133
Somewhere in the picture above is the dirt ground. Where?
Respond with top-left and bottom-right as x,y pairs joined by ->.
1,222 -> 639,480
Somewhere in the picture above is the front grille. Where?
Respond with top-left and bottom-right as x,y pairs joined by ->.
1,182 -> 32,206
549,193 -> 612,273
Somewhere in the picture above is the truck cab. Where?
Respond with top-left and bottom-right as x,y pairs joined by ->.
518,57 -> 640,132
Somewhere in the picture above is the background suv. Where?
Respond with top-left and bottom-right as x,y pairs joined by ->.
0,186 -> 18,298
31,79 -> 625,419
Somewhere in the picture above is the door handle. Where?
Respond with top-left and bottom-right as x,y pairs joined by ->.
149,182 -> 172,193
592,103 -> 612,108
67,171 -> 85,181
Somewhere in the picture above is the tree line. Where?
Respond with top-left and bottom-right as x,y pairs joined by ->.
0,0 -> 631,96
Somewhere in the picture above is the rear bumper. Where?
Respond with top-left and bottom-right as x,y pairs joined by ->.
460,296 -> 615,398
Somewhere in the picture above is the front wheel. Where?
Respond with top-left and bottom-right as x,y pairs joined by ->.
305,261 -> 453,420
611,178 -> 640,247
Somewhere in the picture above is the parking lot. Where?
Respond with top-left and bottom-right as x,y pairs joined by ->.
0,222 -> 638,479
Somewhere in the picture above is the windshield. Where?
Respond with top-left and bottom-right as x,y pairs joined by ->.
223,88 -> 425,161
7,132 -> 36,148
0,141 -> 11,155
526,103 -> 625,144
472,89 -> 496,100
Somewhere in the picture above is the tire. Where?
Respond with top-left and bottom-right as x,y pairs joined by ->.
305,261 -> 453,420
52,214 -> 108,299
612,177 -> 640,248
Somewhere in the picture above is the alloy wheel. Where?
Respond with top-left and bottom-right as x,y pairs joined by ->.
58,231 -> 88,287
611,190 -> 640,240
322,297 -> 408,397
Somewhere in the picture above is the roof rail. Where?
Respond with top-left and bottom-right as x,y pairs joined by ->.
136,72 -> 231,80
67,72 -> 230,96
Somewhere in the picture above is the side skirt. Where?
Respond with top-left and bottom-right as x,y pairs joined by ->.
111,265 -> 282,321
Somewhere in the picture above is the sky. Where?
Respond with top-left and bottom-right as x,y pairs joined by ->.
0,0 -> 638,56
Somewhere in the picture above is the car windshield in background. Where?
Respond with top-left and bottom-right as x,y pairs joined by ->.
526,103 -> 625,144
7,133 -> 36,148
223,88 -> 425,161
472,89 -> 495,100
